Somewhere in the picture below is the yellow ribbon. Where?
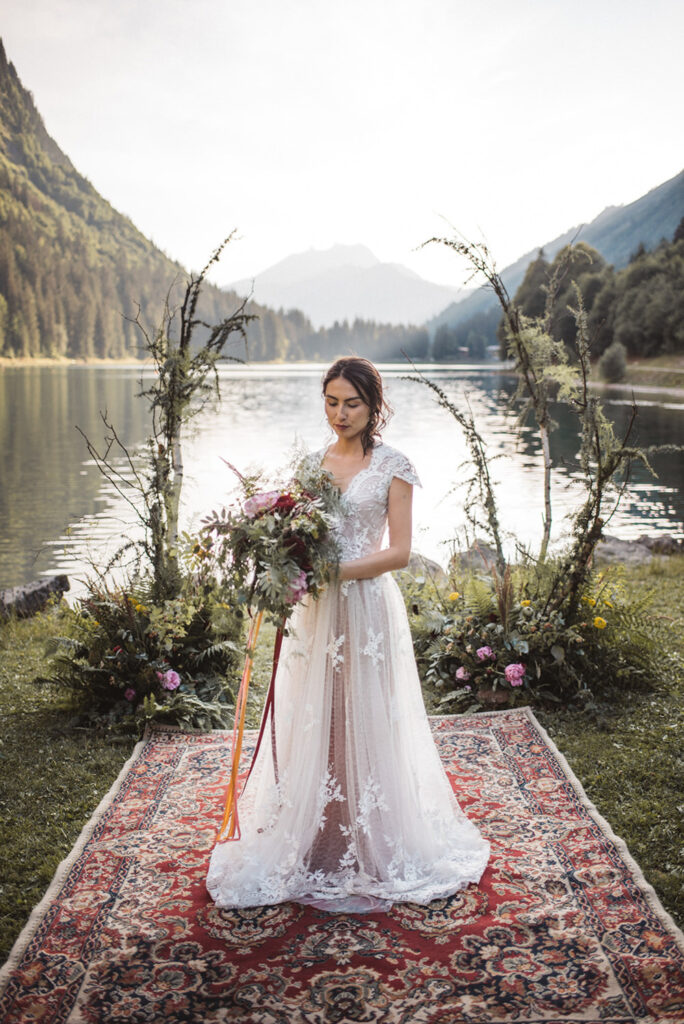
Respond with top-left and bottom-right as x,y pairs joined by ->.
216,609 -> 264,842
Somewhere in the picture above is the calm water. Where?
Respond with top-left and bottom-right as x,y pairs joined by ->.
1,363 -> 683,599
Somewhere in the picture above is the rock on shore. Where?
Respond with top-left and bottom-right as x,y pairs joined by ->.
0,575 -> 70,619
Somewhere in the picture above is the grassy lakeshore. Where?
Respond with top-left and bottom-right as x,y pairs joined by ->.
1,557 -> 683,962
0,355 -> 150,368
586,357 -> 684,398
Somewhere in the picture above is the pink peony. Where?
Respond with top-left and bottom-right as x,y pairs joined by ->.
286,569 -> 309,605
476,645 -> 494,661
504,662 -> 526,686
157,669 -> 181,691
243,490 -> 280,517
124,687 -> 136,701
456,666 -> 471,681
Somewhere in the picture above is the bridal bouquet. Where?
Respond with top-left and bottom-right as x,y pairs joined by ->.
201,457 -> 340,623
202,456 -> 341,842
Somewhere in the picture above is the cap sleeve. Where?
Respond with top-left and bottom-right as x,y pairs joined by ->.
385,448 -> 421,488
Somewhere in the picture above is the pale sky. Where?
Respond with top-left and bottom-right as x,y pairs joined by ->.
3,0 -> 683,289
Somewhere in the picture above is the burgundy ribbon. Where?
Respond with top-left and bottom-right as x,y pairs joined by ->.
244,620 -> 284,788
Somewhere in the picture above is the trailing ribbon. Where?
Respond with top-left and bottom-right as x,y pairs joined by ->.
216,612 -> 285,843
216,610 -> 262,842
245,622 -> 283,790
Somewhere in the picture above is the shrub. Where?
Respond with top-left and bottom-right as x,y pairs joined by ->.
598,340 -> 628,382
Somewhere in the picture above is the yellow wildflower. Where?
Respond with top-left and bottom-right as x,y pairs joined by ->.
582,596 -> 596,607
593,616 -> 607,629
520,600 -> 531,607
603,600 -> 613,609
448,591 -> 460,601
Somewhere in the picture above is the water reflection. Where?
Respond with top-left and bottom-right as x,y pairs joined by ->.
0,365 -> 151,588
0,363 -> 682,597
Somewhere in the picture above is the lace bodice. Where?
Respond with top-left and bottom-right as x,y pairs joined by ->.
317,442 -> 421,560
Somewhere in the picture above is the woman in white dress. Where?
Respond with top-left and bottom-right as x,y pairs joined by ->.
206,357 -> 489,913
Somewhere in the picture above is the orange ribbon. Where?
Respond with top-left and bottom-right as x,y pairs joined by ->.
216,609 -> 264,842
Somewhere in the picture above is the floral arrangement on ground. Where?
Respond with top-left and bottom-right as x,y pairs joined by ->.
401,558 -> 676,710
46,536 -> 244,731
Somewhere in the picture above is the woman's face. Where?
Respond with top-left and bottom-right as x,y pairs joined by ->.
324,375 -> 370,443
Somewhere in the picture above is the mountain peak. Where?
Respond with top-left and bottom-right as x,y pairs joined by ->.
236,243 -> 380,293
229,244 -> 464,327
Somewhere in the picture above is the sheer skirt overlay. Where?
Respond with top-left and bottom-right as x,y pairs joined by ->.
206,445 -> 490,910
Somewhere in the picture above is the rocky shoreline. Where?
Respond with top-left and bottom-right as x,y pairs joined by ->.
408,532 -> 683,579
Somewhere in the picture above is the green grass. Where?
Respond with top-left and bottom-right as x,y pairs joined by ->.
536,557 -> 684,927
1,560 -> 682,962
0,611 -> 135,962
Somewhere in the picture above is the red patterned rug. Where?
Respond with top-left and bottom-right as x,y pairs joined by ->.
1,708 -> 683,1023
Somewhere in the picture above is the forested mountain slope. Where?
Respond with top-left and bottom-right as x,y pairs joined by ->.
0,41 -> 430,362
0,39 -> 187,358
430,169 -> 684,347
0,41 -> 315,361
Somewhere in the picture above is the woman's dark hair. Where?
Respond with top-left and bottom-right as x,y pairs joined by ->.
322,357 -> 392,454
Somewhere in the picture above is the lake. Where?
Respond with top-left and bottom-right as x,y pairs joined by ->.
1,362 -> 683,599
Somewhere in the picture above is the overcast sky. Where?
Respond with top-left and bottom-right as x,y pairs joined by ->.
3,0 -> 683,288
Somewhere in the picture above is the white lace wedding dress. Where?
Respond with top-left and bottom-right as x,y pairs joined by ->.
206,442 -> 490,913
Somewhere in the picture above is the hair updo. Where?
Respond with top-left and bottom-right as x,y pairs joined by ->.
322,356 -> 392,454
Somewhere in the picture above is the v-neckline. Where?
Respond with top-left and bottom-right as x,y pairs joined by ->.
322,443 -> 380,495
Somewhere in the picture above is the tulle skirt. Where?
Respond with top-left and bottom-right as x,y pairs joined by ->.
206,575 -> 490,912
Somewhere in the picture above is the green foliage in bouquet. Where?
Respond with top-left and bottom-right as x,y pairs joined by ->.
403,562 -> 675,711
200,456 -> 341,627
46,537 -> 243,731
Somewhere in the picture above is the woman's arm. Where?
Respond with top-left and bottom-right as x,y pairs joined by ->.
338,477 -> 413,581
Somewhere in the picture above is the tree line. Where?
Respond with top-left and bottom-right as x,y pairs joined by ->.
0,156 -> 429,364
496,220 -> 684,361
2,36 -> 681,366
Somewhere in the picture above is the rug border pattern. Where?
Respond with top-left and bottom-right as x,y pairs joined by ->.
1,704 -> 683,1006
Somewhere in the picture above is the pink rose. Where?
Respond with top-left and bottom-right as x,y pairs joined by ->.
476,646 -> 494,661
456,666 -> 471,681
504,663 -> 526,686
157,669 -> 181,691
243,491 -> 280,517
286,569 -> 309,605
124,687 -> 136,701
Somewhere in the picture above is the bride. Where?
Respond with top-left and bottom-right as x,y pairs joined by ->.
206,356 -> 490,913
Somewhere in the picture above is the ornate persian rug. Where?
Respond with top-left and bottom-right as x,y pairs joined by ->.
1,708 -> 683,1023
